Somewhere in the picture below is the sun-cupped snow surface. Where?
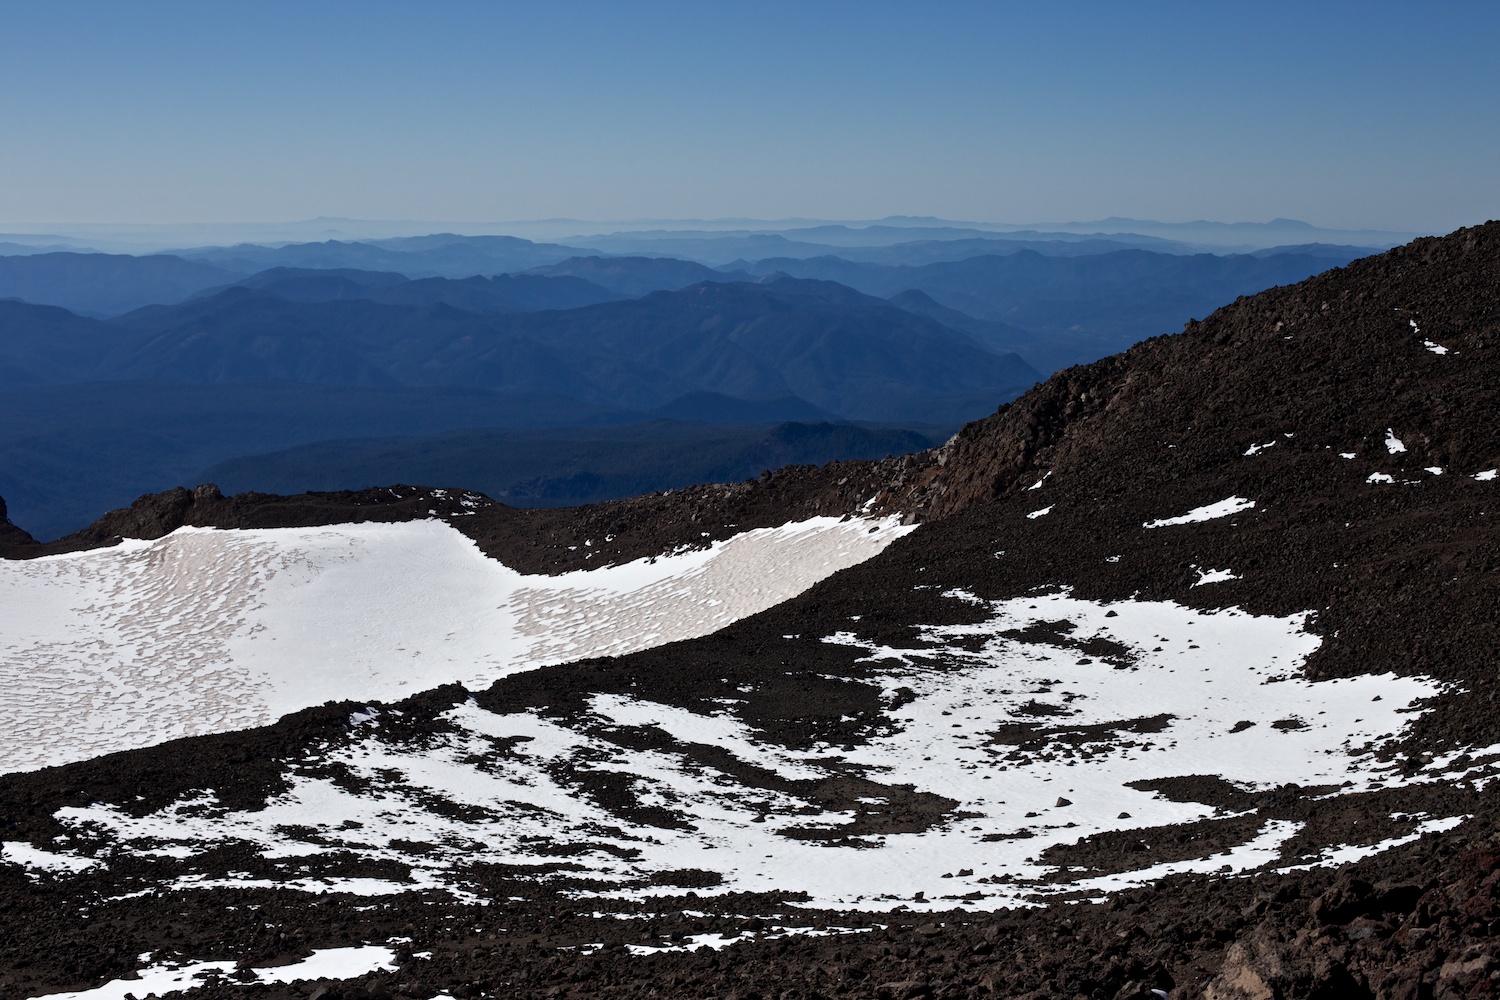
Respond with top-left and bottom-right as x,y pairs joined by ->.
0,516 -> 911,773
1142,496 -> 1255,528
47,590 -> 1478,912
27,946 -> 397,1000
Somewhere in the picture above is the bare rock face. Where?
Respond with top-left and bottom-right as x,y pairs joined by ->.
923,221 -> 1500,519
1200,930 -> 1366,1000
1311,877 -> 1375,925
0,494 -> 35,549
1203,939 -> 1279,1000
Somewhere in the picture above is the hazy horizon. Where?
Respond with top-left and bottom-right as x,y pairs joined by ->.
2,2 -> 1496,235
0,213 -> 1433,256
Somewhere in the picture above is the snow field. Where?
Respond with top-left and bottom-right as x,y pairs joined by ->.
40,591 -> 1484,912
1,841 -> 101,875
0,516 -> 912,773
27,946 -> 397,1000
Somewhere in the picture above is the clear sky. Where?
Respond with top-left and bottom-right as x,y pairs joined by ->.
1,1 -> 1495,233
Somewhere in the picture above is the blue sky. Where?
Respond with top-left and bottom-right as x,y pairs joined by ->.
1,1 -> 1495,232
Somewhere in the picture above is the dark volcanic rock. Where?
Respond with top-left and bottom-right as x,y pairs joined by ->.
0,494 -> 35,549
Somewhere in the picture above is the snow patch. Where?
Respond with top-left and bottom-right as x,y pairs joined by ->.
1192,568 -> 1240,587
26,946 -> 397,1000
1411,318 -> 1450,354
2,841 -> 102,875
0,516 -> 913,773
620,924 -> 872,955
1275,815 -> 1467,874
57,592 -> 1465,911
1143,496 -> 1255,528
1026,506 -> 1053,519
1385,429 -> 1407,454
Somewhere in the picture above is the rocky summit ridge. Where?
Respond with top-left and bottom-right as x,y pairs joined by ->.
1,222 -> 1498,1000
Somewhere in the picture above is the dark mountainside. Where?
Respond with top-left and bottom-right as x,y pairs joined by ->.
1,223 -> 1497,1000
2,224 -> 1500,1000
0,251 -> 244,315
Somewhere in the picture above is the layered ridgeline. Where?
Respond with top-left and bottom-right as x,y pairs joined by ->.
0,274 -> 1035,538
0,223 -> 1497,1000
0,232 -> 1364,541
2,276 -> 1034,412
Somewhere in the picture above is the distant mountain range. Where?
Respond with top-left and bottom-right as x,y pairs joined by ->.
523,255 -> 743,295
0,236 -> 1370,377
2,276 -> 1037,417
733,249 -> 1363,371
201,266 -> 624,312
0,222 -> 1375,537
0,251 -> 242,316
0,214 -> 1419,253
0,272 -> 1036,537
175,233 -> 594,279
0,381 -> 629,540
